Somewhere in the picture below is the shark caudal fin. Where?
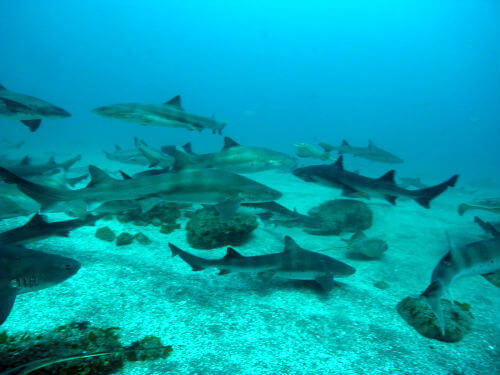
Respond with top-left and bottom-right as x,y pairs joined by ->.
421,280 -> 446,335
0,167 -> 69,212
168,243 -> 204,271
414,174 -> 459,209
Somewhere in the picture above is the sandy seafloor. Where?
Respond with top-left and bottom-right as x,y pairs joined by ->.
1,153 -> 500,375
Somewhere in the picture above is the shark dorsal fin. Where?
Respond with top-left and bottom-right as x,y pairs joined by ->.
224,247 -> 243,259
164,95 -> 183,109
87,166 -> 115,187
368,140 -> 376,150
284,236 -> 303,253
222,137 -> 239,150
0,84 -> 6,90
20,156 -> 31,165
23,214 -> 49,228
474,216 -> 499,238
379,170 -> 396,184
341,140 -> 350,147
115,145 -> 122,151
172,149 -> 197,171
120,171 -> 132,180
182,142 -> 193,154
332,155 -> 344,170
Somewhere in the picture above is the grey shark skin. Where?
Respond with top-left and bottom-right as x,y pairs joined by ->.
0,244 -> 80,326
0,164 -> 282,213
0,155 -> 81,178
319,140 -> 404,164
93,95 -> 227,134
421,217 -> 500,335
458,203 -> 500,216
240,201 -> 322,229
104,144 -> 149,166
0,84 -> 71,132
134,137 -> 173,169
0,214 -> 100,245
293,156 -> 458,208
163,137 -> 297,173
169,236 -> 355,291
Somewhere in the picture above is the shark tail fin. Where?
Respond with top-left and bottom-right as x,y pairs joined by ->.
168,243 -> 204,272
60,155 -> 81,171
413,174 -> 459,209
457,203 -> 468,216
421,281 -> 446,335
0,167 -> 68,212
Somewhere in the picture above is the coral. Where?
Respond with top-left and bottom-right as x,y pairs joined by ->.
186,207 -> 258,249
95,227 -> 116,242
0,322 -> 171,374
397,296 -> 473,342
305,199 -> 373,235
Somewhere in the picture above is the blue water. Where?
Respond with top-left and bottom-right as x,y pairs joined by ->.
1,1 -> 499,183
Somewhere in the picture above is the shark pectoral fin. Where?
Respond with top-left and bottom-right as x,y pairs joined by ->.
340,185 -> 360,197
384,195 -> 397,205
258,271 -> 275,282
0,288 -> 17,326
315,276 -> 335,291
215,198 -> 243,222
218,269 -> 231,275
21,119 -> 42,132
137,197 -> 162,213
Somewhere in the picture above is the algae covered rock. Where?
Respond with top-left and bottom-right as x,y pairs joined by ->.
116,202 -> 182,231
397,296 -> 473,342
186,208 -> 258,249
134,232 -> 152,245
0,322 -> 172,374
95,226 -> 116,242
305,199 -> 373,235
116,232 -> 135,246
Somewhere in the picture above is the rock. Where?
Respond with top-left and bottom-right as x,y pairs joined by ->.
116,232 -> 135,246
134,232 -> 152,245
186,208 -> 258,249
0,322 -> 171,374
374,280 -> 390,290
397,296 -> 473,342
95,226 -> 116,242
305,199 -> 373,235
116,202 -> 182,227
160,223 -> 181,234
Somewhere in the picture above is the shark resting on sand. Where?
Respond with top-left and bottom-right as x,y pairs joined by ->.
169,236 -> 355,291
421,217 -> 500,335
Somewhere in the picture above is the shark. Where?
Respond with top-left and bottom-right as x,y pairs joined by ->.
293,156 -> 458,208
294,142 -> 332,161
104,144 -> 149,166
0,155 -> 81,178
0,213 -> 101,245
0,244 -> 81,326
458,203 -> 500,216
169,236 -> 355,290
134,137 -> 173,169
0,84 -> 71,132
421,217 -> 500,335
93,95 -> 227,134
240,201 -> 322,229
162,137 -> 297,173
318,140 -> 404,164
0,163 -> 282,214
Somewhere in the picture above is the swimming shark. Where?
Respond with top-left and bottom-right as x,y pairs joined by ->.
318,140 -> 404,164
162,137 -> 297,173
294,143 -> 332,161
93,95 -> 227,134
134,137 -> 173,169
293,156 -> 458,208
0,213 -> 101,245
104,144 -> 149,166
0,244 -> 81,326
421,217 -> 500,335
0,155 -> 81,178
458,203 -> 500,216
169,236 -> 355,291
0,84 -> 71,132
0,163 -> 282,213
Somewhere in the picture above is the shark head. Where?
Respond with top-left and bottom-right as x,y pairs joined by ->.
8,248 -> 81,293
44,105 -> 71,119
292,166 -> 318,182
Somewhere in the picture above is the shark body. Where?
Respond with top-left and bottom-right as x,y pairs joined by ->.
0,155 -> 80,178
293,156 -> 458,208
319,140 -> 403,164
93,95 -> 226,134
0,84 -> 71,132
104,144 -> 149,166
169,236 -> 355,290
